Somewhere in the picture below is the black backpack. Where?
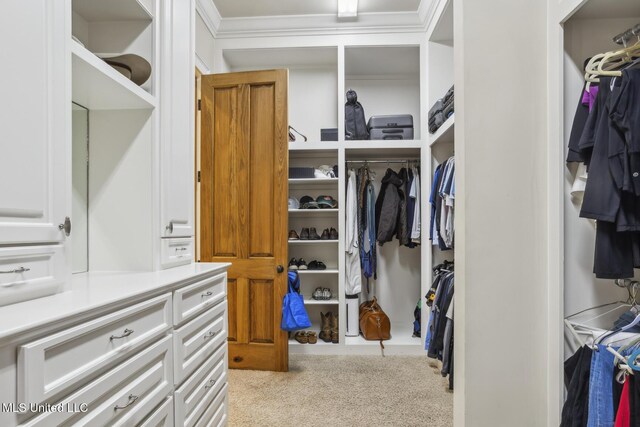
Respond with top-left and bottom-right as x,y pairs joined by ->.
345,89 -> 369,140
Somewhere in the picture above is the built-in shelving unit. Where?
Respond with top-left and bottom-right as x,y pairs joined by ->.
288,178 -> 339,186
429,113 -> 454,147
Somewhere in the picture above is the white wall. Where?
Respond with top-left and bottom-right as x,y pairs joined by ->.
196,12 -> 215,72
454,0 -> 549,425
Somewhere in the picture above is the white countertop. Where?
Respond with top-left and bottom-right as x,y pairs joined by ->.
0,262 -> 230,343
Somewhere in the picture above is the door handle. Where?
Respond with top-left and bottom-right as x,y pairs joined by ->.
58,217 -> 71,237
114,394 -> 139,410
276,265 -> 284,273
110,328 -> 135,340
166,221 -> 174,234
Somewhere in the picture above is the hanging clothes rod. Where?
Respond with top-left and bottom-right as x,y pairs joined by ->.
346,159 -> 420,164
613,23 -> 640,45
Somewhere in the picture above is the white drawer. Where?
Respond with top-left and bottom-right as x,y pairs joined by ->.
161,238 -> 194,268
0,245 -> 66,307
21,335 -> 173,427
175,344 -> 227,427
139,397 -> 174,427
195,384 -> 227,427
174,301 -> 226,385
173,273 -> 226,325
18,293 -> 173,404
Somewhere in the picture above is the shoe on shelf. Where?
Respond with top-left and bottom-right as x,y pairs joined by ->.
313,287 -> 323,300
308,260 -> 327,270
309,227 -> 321,240
319,312 -> 333,343
297,259 -> 308,270
300,227 -> 310,240
288,258 -> 299,270
329,227 -> 339,240
323,288 -> 332,300
288,230 -> 300,240
320,228 -> 330,240
294,331 -> 308,344
307,331 -> 318,344
330,313 -> 339,344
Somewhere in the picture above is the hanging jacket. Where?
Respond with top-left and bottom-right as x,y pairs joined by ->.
375,169 -> 403,245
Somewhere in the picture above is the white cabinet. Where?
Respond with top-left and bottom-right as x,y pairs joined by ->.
159,0 -> 195,240
0,0 -> 69,245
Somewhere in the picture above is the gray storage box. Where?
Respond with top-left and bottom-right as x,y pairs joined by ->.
367,114 -> 414,140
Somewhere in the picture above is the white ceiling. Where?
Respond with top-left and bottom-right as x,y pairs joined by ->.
212,0 -> 422,18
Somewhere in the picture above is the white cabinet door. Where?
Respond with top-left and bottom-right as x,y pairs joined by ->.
0,1 -> 68,245
159,0 -> 195,239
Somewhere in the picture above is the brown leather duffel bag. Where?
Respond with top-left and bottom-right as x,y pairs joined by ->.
359,297 -> 391,349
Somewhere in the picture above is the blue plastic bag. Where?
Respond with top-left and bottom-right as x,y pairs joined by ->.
281,272 -> 311,331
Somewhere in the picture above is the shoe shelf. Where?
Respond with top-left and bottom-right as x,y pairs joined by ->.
288,178 -> 338,186
288,209 -> 339,216
288,240 -> 339,244
295,269 -> 339,275
288,339 -> 336,346
304,298 -> 339,305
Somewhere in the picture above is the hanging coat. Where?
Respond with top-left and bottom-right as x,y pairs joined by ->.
375,169 -> 403,245
345,170 -> 362,295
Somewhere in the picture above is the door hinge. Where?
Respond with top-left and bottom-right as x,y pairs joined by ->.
197,171 -> 201,182
197,99 -> 201,111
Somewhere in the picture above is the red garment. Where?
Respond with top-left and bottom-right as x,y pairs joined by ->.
615,379 -> 631,427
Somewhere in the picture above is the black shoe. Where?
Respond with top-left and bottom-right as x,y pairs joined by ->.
309,227 -> 321,240
308,260 -> 322,270
320,228 -> 330,240
300,228 -> 310,240
297,258 -> 308,270
288,258 -> 299,270
329,227 -> 338,240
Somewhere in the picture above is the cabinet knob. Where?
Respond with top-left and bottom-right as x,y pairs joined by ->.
233,356 -> 243,363
58,217 -> 71,237
165,222 -> 174,234
276,265 -> 284,273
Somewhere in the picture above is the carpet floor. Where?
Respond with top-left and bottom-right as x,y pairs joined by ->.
228,354 -> 452,427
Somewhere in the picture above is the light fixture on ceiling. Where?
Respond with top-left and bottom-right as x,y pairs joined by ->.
338,0 -> 358,19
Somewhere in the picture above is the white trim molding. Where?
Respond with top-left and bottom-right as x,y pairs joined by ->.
195,0 -> 221,36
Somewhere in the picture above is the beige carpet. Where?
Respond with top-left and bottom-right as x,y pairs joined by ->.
228,355 -> 452,427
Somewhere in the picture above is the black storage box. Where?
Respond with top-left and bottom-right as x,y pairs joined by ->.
321,128 -> 338,141
367,115 -> 414,140
289,167 -> 315,179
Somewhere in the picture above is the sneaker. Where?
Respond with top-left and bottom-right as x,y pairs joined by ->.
288,230 -> 300,240
320,228 -> 330,240
309,227 -> 321,240
313,287 -> 324,300
323,288 -> 332,300
288,258 -> 299,270
329,227 -> 339,240
300,228 -> 310,240
308,260 -> 326,270
297,259 -> 308,270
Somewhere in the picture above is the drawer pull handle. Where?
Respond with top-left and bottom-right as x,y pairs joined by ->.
114,394 -> 138,410
204,330 -> 217,339
204,379 -> 216,389
202,291 -> 213,297
0,267 -> 30,274
110,328 -> 135,340
178,247 -> 187,251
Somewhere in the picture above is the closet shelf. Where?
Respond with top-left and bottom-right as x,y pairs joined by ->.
289,339 -> 336,346
288,178 -> 338,186
295,269 -> 339,275
289,141 -> 341,151
71,40 -> 156,110
72,0 -> 153,22
429,114 -> 455,147
345,330 -> 422,347
288,240 -> 339,244
344,140 -> 422,159
304,298 -> 339,305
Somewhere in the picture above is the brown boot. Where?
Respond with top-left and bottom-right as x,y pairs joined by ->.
330,312 -> 339,344
319,312 -> 332,342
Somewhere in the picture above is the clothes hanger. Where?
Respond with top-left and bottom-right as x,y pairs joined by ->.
594,282 -> 640,345
595,36 -> 640,77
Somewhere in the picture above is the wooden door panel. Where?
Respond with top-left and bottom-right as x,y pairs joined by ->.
249,280 -> 275,344
201,70 -> 288,372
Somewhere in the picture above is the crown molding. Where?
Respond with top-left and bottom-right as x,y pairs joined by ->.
195,0 -> 221,36
214,11 -> 425,38
418,0 -> 436,28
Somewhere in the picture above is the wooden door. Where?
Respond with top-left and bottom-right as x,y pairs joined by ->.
0,0 -> 68,245
200,70 -> 288,372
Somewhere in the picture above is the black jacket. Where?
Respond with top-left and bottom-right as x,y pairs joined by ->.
375,169 -> 403,245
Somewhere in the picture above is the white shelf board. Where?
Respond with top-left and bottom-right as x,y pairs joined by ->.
288,239 -> 339,244
289,339 -> 336,346
304,298 -> 339,305
561,0 -> 640,21
294,269 -> 339,275
71,40 -> 156,110
288,178 -> 338,186
344,140 -> 422,159
288,209 -> 339,216
429,114 -> 455,147
72,0 -> 152,22
289,141 -> 340,151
